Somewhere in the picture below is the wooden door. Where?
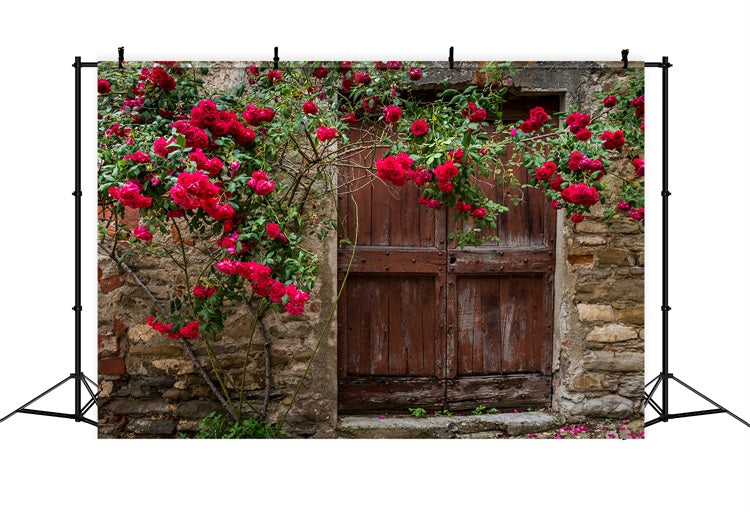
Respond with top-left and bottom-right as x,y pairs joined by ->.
338,95 -> 559,414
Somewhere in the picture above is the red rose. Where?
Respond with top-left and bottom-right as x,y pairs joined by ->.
565,112 -> 590,134
355,73 -> 371,85
551,201 -> 563,210
633,158 -> 645,177
630,208 -> 644,221
535,161 -> 557,180
151,67 -> 176,91
338,61 -> 352,73
340,112 -> 357,124
527,106 -> 549,130
386,61 -> 402,70
266,222 -> 282,239
456,201 -> 472,213
418,197 -> 442,209
618,201 -> 631,211
255,179 -> 275,195
461,102 -> 477,118
193,285 -> 217,299
471,207 -> 487,219
133,226 -> 153,241
98,78 -> 111,94
312,66 -> 328,79
570,213 -> 585,223
600,130 -> 625,150
375,61 -> 388,71
568,151 -> 586,171
153,136 -> 177,158
438,180 -> 453,193
603,96 -> 617,108
549,174 -> 564,192
519,120 -> 534,133
561,182 -> 600,206
179,321 -> 201,340
235,128 -> 256,146
383,105 -> 402,123
410,119 -> 429,136
316,126 -> 339,142
434,161 -> 458,181
630,96 -> 645,118
408,67 -> 423,80
303,101 -> 319,115
341,76 -> 354,93
576,128 -> 592,141
123,151 -> 151,164
267,69 -> 283,84
470,109 -> 487,123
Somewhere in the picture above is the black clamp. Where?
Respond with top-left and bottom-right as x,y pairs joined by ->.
72,306 -> 83,312
273,47 -> 279,70
661,191 -> 671,197
118,46 -> 125,68
661,305 -> 671,312
621,49 -> 629,69
72,191 -> 82,197
449,46 -> 454,70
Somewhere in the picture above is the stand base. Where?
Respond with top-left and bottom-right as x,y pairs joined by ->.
0,373 -> 98,427
644,373 -> 750,428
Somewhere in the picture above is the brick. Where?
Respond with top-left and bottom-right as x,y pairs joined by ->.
113,316 -> 128,337
568,254 -> 594,266
98,333 -> 118,357
98,273 -> 123,294
100,357 -> 126,375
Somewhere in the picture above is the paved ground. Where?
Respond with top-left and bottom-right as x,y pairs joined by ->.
337,410 -> 645,439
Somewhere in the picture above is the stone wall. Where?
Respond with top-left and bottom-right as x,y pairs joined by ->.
98,61 -> 644,438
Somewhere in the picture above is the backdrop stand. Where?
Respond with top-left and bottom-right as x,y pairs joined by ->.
642,56 -> 749,429
0,56 -> 98,427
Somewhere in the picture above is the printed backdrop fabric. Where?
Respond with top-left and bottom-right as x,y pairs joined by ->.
97,60 -> 645,439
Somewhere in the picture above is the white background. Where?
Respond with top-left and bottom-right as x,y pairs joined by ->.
1,1 -> 748,510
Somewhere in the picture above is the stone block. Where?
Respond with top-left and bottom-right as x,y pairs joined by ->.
108,399 -> 171,415
100,357 -> 126,376
125,419 -> 175,436
577,304 -> 615,323
576,235 -> 607,246
176,400 -> 224,420
584,350 -> 643,372
586,324 -> 638,343
618,306 -> 644,325
597,248 -> 632,266
575,220 -> 608,234
98,333 -> 118,357
570,372 -> 617,392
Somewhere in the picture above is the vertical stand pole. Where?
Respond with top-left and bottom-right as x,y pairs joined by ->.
74,56 -> 83,422
660,55 -> 669,423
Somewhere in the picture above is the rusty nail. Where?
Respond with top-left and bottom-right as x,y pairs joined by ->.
500,251 -> 504,256
385,251 -> 390,256
385,266 -> 390,270
361,258 -> 366,263
523,258 -> 529,263
500,266 -> 504,270
411,258 -> 416,263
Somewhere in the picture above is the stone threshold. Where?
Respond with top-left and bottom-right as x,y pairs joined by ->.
337,411 -> 564,439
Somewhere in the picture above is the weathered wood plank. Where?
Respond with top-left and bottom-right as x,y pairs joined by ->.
446,374 -> 551,410
338,377 -> 446,414
338,247 -> 445,274
369,278 -> 389,375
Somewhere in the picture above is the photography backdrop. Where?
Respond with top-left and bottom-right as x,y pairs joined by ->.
0,0 -> 748,509
96,60 -> 645,439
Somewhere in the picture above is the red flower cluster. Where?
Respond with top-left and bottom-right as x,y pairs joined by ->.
147,316 -> 201,339
311,66 -> 328,79
98,78 -> 111,94
189,148 -> 223,176
153,136 -> 177,158
410,119 -> 429,137
355,73 -> 371,85
190,99 -> 256,146
217,232 -> 250,255
169,170 -> 220,212
376,153 -> 413,187
447,148 -> 468,165
603,96 -> 617,108
570,213 -> 585,223
316,126 -> 339,141
242,104 -> 276,126
193,285 -> 217,299
561,182 -> 600,206
150,67 -> 176,91
408,166 -> 433,186
340,112 -> 357,124
383,105 -> 402,123
267,69 -> 283,84
565,112 -> 592,141
471,207 -> 487,219
630,96 -> 645,118
362,96 -> 379,113
433,160 -> 459,193
123,151 -> 151,164
133,226 -> 153,241
418,197 -> 442,209
247,170 -> 275,196
520,107 -> 549,133
216,259 -> 310,315
630,208 -> 644,221
461,102 -> 487,123
171,121 -> 210,149
265,221 -> 287,242
535,161 -> 557,180
600,130 -> 625,150
105,123 -> 130,138
408,67 -> 423,80
302,101 -> 318,115
109,180 -> 152,209
633,158 -> 645,177
568,152 -> 603,175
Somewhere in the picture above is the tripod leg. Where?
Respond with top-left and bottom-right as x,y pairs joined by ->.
670,375 -> 750,429
81,377 -> 98,405
0,375 -> 74,423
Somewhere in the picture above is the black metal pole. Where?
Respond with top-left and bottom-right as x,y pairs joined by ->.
74,56 -> 82,422
661,55 -> 669,423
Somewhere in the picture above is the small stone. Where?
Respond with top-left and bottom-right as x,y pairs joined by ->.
585,350 -> 643,372
570,372 -> 617,391
575,220 -> 608,234
577,304 -> 615,323
108,399 -> 171,415
176,400 -> 224,420
618,306 -> 644,324
151,358 -> 195,375
127,323 -> 159,345
586,324 -> 638,342
125,418 -> 175,436
597,248 -> 632,266
618,375 -> 644,397
583,395 -> 634,418
163,388 -> 191,401
98,333 -> 118,357
577,235 -> 607,246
